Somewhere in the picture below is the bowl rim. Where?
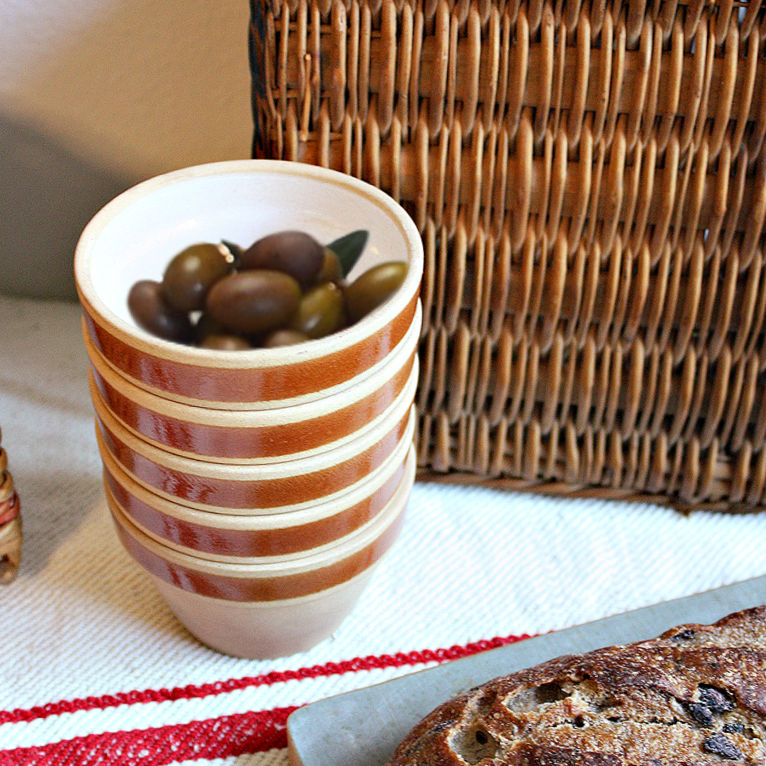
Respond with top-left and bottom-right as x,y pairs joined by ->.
106,446 -> 416,566
95,407 -> 416,514
91,357 -> 419,476
108,451 -> 412,577
84,303 -> 421,426
74,159 -> 424,370
100,422 -> 415,528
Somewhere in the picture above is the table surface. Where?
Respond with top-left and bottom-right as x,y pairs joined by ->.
1,294 -> 765,766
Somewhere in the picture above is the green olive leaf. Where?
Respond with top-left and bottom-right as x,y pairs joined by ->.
326,230 -> 369,277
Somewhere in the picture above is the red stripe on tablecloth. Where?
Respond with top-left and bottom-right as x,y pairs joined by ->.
0,633 -> 533,725
0,706 -> 297,766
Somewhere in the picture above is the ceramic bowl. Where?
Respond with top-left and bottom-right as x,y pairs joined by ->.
100,424 -> 415,561
74,160 -> 423,410
107,452 -> 413,658
92,358 -> 417,511
84,302 -> 420,463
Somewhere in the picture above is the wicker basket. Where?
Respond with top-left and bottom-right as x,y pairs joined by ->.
249,0 -> 766,512
0,428 -> 21,582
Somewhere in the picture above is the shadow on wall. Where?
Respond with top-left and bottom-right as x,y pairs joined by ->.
0,1 -> 252,301
0,111 -> 133,301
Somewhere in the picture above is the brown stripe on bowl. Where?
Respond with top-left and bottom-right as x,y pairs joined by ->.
81,291 -> 419,407
107,470 -> 410,602
95,403 -> 416,511
84,308 -> 420,462
101,439 -> 414,560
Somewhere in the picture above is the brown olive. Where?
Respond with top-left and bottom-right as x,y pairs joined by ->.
344,261 -> 407,324
195,313 -> 252,349
262,328 -> 311,348
291,282 -> 346,339
127,280 -> 193,342
161,243 -> 232,312
240,230 -> 324,288
199,333 -> 251,351
316,248 -> 343,284
194,312 -> 227,342
205,270 -> 301,335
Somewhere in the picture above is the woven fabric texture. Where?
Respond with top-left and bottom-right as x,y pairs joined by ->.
249,0 -> 766,510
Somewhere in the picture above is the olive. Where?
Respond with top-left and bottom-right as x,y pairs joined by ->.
262,328 -> 311,348
316,248 -> 343,284
127,280 -> 193,342
194,312 -> 227,342
344,261 -> 407,324
205,270 -> 301,335
240,230 -> 324,288
162,243 -> 232,312
199,333 -> 251,351
291,282 -> 347,339
195,313 -> 252,349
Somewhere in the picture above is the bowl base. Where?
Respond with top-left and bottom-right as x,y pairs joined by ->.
150,566 -> 378,659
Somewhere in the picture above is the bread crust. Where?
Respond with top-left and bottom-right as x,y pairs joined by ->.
387,606 -> 766,766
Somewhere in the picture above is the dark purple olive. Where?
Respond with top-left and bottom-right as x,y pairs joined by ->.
127,280 -> 194,342
343,261 -> 407,324
162,243 -> 232,312
205,270 -> 301,335
262,328 -> 311,348
240,230 -> 324,288
291,282 -> 346,339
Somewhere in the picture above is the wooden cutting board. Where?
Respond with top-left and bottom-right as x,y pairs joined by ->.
287,576 -> 766,765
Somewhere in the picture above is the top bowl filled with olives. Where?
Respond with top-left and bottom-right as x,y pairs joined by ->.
74,160 -> 423,410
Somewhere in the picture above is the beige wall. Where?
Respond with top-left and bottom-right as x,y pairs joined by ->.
1,0 -> 253,299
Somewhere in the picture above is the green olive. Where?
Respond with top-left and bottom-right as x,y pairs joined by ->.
291,282 -> 347,339
262,328 -> 311,348
205,269 -> 301,335
344,261 -> 408,324
127,280 -> 193,342
316,248 -> 343,284
199,333 -> 251,351
161,243 -> 232,312
240,230 -> 324,288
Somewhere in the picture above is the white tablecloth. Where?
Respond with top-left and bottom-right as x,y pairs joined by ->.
1,294 -> 764,765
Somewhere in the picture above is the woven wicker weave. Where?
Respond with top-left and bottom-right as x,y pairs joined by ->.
0,428 -> 21,583
249,0 -> 766,512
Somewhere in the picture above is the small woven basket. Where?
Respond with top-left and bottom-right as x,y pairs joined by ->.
249,0 -> 766,512
0,428 -> 21,583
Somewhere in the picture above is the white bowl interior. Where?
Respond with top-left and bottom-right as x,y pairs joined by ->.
76,160 -> 423,363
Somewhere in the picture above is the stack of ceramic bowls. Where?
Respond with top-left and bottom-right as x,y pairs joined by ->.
74,160 -> 423,659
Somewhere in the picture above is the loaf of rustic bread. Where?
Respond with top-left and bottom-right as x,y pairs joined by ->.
387,606 -> 766,765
